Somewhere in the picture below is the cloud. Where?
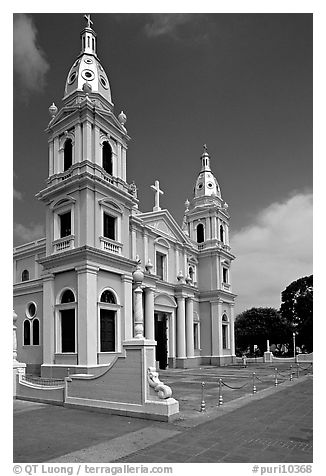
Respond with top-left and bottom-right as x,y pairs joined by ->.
231,192 -> 313,315
13,188 -> 23,200
144,14 -> 208,43
14,222 -> 44,244
13,14 -> 50,99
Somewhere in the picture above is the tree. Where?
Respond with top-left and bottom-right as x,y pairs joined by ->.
235,307 -> 292,356
280,275 -> 313,352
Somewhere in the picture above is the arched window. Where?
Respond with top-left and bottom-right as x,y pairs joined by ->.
61,289 -> 75,303
102,141 -> 112,175
222,314 -> 228,349
32,319 -> 40,346
197,223 -> 204,243
21,270 -> 29,282
188,266 -> 194,281
220,225 -> 224,243
100,290 -> 116,304
23,320 -> 31,346
64,139 -> 72,171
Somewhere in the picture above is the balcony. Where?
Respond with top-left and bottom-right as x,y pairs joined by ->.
100,236 -> 123,255
221,282 -> 231,292
52,235 -> 74,253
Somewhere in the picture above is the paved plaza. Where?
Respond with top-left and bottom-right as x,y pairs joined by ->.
13,365 -> 313,463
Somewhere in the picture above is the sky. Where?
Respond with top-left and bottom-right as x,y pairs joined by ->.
12,11 -> 313,315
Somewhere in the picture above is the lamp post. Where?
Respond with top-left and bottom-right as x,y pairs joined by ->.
293,332 -> 296,359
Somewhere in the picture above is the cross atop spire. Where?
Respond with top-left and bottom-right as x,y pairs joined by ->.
150,180 -> 164,211
84,14 -> 93,29
203,143 -> 208,152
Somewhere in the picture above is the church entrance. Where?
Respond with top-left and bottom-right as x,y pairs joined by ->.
154,312 -> 168,370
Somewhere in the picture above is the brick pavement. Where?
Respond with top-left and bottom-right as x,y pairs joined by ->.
114,377 -> 313,463
13,373 -> 312,463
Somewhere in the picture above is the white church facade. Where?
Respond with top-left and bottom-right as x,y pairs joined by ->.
13,16 -> 236,383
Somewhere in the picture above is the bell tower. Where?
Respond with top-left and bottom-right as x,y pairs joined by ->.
183,145 -> 235,294
36,14 -> 138,258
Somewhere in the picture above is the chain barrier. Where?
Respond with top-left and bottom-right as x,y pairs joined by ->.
198,361 -> 312,411
221,380 -> 250,390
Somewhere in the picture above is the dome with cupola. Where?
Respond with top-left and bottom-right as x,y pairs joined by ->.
194,146 -> 221,199
64,14 -> 112,104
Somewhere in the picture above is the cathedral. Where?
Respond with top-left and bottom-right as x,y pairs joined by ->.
13,15 -> 236,384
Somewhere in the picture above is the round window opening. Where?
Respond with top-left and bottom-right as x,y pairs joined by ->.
27,302 -> 36,319
68,72 -> 77,84
198,183 -> 203,189
207,182 -> 214,188
84,58 -> 93,64
81,69 -> 95,81
100,76 -> 109,89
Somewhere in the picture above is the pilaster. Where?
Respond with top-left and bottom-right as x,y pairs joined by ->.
42,273 -> 55,366
144,287 -> 155,341
121,274 -> 133,341
185,297 -> 194,357
176,295 -> 186,358
76,264 -> 99,366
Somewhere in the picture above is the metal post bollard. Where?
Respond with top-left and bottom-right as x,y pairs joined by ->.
274,367 -> 278,386
67,367 -> 70,377
218,378 -> 223,406
290,364 -> 293,381
200,382 -> 206,412
252,372 -> 257,394
296,363 -> 300,378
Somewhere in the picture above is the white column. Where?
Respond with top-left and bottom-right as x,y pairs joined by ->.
143,231 -> 149,264
183,252 -> 187,277
186,298 -> 194,357
168,311 -> 176,359
133,266 -> 144,338
211,215 -> 217,240
83,121 -> 92,161
122,147 -> 127,181
117,143 -> 122,178
210,301 -> 218,356
217,299 -> 223,354
76,264 -> 98,366
226,225 -> 230,246
48,140 -> 54,176
175,247 -> 180,279
144,287 -> 155,340
229,303 -> 235,355
53,136 -> 59,174
176,295 -> 186,358
121,275 -> 133,341
131,228 -> 137,260
94,125 -> 101,166
206,217 -> 211,241
74,123 -> 82,163
34,254 -> 38,279
42,274 -> 55,365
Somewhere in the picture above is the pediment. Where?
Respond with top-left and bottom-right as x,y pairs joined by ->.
140,210 -> 191,245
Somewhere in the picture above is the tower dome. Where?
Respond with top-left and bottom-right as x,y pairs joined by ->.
194,145 -> 221,199
64,14 -> 112,104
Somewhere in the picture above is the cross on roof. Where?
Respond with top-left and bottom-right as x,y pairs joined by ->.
84,14 -> 93,29
150,180 -> 164,212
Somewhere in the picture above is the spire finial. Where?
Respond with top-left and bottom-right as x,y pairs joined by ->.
84,14 -> 93,29
203,143 -> 208,153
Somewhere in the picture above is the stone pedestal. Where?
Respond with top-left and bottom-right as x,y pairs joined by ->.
264,351 -> 273,363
